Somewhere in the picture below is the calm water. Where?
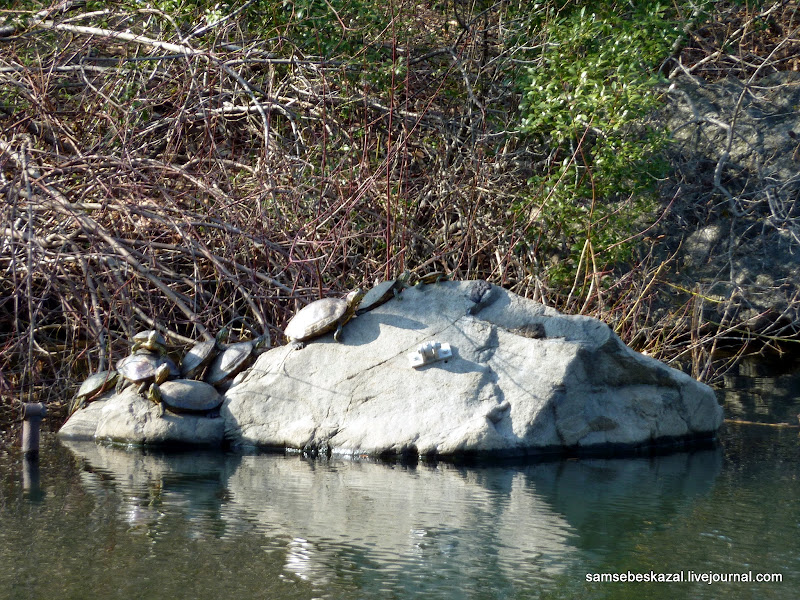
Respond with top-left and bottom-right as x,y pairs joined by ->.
1,365 -> 799,599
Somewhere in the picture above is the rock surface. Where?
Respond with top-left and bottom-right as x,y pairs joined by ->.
59,281 -> 723,456
223,281 -> 723,457
58,388 -> 225,447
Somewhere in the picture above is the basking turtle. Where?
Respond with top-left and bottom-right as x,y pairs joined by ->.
69,370 -> 118,415
284,288 -> 366,347
116,352 -> 178,394
413,271 -> 449,286
182,328 -> 231,379
204,334 -> 269,387
356,271 -> 410,315
131,329 -> 168,354
180,328 -> 230,380
146,379 -> 223,417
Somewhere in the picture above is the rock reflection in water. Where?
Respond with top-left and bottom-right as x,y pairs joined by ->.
63,441 -> 232,542
60,440 -> 722,593
220,454 -> 578,585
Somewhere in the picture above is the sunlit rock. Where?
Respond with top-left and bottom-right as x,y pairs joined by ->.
59,388 -> 225,447
224,281 -> 723,457
59,281 -> 722,454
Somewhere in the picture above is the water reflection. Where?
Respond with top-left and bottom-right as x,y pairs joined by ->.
21,455 -> 43,501
65,442 -> 233,542
59,439 -> 723,594
721,357 -> 800,424
220,453 -> 579,587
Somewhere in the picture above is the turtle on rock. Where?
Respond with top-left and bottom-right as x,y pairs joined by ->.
412,271 -> 449,286
116,352 -> 177,394
146,379 -> 223,417
205,334 -> 269,390
131,329 -> 168,354
356,271 -> 410,315
284,288 -> 366,349
181,329 -> 228,379
69,370 -> 118,415
181,338 -> 218,378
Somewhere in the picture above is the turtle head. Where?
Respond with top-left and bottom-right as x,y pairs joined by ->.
214,327 -> 229,346
154,362 -> 171,385
146,382 -> 161,404
346,288 -> 367,308
253,333 -> 271,353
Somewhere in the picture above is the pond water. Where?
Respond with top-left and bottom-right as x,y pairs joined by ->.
1,364 -> 799,599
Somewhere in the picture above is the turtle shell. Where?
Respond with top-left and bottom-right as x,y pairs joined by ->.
205,340 -> 255,385
70,370 -> 119,414
76,370 -> 118,400
131,330 -> 167,353
284,298 -> 348,342
117,352 -> 179,384
154,379 -> 223,414
357,278 -> 407,314
414,271 -> 448,285
181,339 -> 218,378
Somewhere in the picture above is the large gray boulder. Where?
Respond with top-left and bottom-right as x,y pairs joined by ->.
58,281 -> 722,455
224,281 -> 723,457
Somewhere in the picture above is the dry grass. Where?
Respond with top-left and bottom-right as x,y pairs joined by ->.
1,1 -> 799,435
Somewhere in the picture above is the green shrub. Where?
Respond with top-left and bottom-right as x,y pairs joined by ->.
519,2 -> 684,286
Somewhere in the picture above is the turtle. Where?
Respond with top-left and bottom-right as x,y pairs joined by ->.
204,334 -> 269,387
181,328 -> 232,379
131,330 -> 168,354
146,379 -> 223,417
116,351 -> 178,394
180,334 -> 224,379
356,271 -> 411,315
69,370 -> 118,415
413,271 -> 449,286
284,288 -> 366,348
